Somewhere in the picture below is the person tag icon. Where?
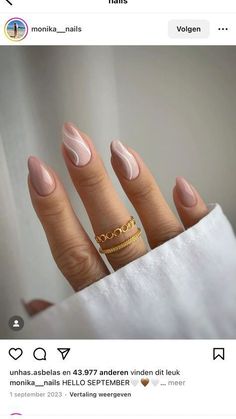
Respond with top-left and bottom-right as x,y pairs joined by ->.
8,316 -> 24,331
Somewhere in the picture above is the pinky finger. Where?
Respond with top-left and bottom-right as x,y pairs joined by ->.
22,299 -> 53,316
173,177 -> 209,229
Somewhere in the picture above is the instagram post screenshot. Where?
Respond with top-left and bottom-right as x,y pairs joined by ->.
0,0 -> 236,417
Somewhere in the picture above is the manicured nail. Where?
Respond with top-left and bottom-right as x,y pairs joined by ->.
176,177 -> 197,207
28,156 -> 55,196
21,299 -> 34,316
111,140 -> 139,180
63,122 -> 92,167
22,299 -> 52,316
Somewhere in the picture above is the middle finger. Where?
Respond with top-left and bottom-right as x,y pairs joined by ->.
62,122 -> 147,270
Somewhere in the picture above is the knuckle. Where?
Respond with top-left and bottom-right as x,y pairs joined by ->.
54,242 -> 98,287
78,170 -> 108,191
131,182 -> 156,203
150,222 -> 184,248
38,198 -> 67,223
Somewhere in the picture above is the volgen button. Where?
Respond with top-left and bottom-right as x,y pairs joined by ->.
169,20 -> 210,38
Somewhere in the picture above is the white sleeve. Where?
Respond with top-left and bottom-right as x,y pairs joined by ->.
19,204 -> 236,339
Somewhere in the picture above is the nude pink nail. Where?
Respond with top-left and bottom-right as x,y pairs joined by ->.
111,140 -> 139,180
28,156 -> 55,196
63,122 -> 92,167
175,177 -> 197,207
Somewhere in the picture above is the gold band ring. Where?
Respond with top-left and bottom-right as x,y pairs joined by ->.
99,228 -> 142,255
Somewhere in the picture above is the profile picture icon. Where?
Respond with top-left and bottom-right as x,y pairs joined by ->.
5,18 -> 28,42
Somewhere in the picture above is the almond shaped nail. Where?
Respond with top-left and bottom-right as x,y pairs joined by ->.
176,176 -> 197,207
111,140 -> 139,180
63,122 -> 92,167
28,156 -> 55,196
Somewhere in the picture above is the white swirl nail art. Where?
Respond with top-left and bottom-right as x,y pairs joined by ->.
63,123 -> 91,167
111,140 -> 139,180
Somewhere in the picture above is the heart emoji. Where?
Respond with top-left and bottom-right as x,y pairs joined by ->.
131,379 -> 139,387
9,348 -> 23,360
151,379 -> 159,386
141,378 -> 149,387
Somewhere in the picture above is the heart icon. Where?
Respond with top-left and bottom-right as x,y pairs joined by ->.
9,348 -> 23,360
151,379 -> 159,386
141,378 -> 149,387
130,379 -> 139,386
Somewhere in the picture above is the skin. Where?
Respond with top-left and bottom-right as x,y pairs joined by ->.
25,123 -> 209,316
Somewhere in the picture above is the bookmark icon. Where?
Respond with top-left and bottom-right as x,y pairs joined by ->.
213,348 -> 225,360
57,348 -> 71,360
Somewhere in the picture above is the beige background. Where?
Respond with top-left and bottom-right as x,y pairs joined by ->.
0,46 -> 235,335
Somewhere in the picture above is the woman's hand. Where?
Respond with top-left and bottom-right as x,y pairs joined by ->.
24,122 -> 208,315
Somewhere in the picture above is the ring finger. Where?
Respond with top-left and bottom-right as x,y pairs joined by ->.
111,140 -> 184,248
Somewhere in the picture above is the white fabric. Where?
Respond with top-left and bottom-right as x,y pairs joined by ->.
18,204 -> 236,339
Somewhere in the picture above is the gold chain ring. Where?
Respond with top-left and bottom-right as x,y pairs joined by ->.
95,216 -> 136,244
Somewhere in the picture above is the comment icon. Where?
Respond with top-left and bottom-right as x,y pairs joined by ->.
33,347 -> 47,361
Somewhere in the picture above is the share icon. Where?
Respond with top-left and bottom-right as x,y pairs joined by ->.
57,348 -> 71,360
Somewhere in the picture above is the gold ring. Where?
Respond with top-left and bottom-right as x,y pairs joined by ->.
99,228 -> 142,254
114,228 -> 122,237
95,216 -> 136,243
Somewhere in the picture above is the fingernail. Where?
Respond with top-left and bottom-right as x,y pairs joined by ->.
21,299 -> 52,316
111,140 -> 139,180
28,156 -> 55,196
176,177 -> 197,207
21,299 -> 34,316
63,122 -> 92,167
